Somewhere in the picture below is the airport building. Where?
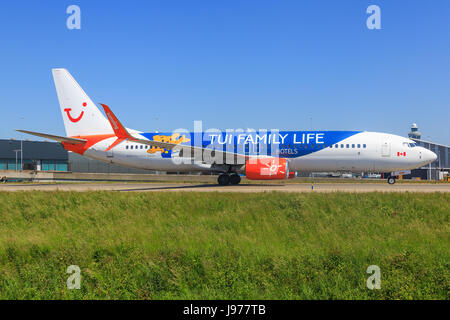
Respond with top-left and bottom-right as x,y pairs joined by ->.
408,139 -> 449,180
0,139 -> 68,171
406,124 -> 449,180
0,139 -> 150,174
68,152 -> 153,174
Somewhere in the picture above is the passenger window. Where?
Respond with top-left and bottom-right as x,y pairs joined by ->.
357,144 -> 360,148
352,144 -> 355,148
130,146 -> 133,149
340,144 -> 344,148
126,146 -> 128,150
363,144 -> 366,148
346,144 -> 349,148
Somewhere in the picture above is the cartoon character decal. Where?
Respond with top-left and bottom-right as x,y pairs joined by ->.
147,133 -> 190,158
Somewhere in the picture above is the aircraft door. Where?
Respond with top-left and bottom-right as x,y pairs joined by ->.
381,142 -> 391,157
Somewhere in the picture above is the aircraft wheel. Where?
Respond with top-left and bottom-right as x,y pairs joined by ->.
218,174 -> 230,186
229,173 -> 241,185
387,177 -> 396,185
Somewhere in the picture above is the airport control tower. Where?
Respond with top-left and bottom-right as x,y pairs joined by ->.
408,123 -> 422,140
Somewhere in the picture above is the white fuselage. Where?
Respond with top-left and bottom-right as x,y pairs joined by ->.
80,131 -> 437,174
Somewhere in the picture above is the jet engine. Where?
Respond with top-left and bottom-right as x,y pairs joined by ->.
245,157 -> 294,180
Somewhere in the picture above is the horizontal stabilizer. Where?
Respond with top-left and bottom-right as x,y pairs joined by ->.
16,129 -> 87,144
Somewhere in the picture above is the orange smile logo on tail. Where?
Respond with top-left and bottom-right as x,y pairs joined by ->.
64,102 -> 87,123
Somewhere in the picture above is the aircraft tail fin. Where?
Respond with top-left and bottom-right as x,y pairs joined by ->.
52,68 -> 113,137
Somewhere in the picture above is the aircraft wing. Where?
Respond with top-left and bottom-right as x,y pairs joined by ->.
101,104 -> 248,163
16,129 -> 87,144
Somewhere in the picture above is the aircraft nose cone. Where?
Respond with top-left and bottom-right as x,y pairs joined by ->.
425,149 -> 437,163
430,151 -> 437,162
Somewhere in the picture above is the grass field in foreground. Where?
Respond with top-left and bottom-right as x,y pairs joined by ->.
0,191 -> 448,299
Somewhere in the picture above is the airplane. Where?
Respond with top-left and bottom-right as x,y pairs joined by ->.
18,68 -> 437,185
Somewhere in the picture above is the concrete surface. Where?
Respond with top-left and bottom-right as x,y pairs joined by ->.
0,170 -> 217,182
0,182 -> 449,192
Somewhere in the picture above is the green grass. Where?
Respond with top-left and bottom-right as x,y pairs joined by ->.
0,191 -> 448,299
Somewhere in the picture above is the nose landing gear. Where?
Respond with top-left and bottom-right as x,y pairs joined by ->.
387,177 -> 396,185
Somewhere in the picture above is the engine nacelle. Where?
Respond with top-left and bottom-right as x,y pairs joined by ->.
245,157 -> 290,180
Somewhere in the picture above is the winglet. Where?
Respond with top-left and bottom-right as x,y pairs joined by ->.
100,103 -> 133,139
100,103 -> 136,151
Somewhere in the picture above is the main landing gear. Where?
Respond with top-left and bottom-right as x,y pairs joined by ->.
218,173 -> 241,186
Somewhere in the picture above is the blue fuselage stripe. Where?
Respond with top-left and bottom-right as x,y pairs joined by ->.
140,131 -> 361,158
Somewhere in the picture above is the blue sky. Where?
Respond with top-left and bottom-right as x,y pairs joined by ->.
0,0 -> 449,145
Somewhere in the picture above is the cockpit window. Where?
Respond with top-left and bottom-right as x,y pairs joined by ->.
403,142 -> 417,148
